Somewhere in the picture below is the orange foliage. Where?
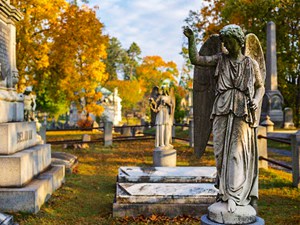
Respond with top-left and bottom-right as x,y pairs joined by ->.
136,56 -> 178,95
77,115 -> 94,128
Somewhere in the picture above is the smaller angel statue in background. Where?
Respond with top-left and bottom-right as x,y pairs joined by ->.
24,86 -> 36,121
149,83 -> 175,150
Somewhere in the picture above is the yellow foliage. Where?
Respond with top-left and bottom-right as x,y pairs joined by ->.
106,80 -> 144,112
15,1 -> 108,116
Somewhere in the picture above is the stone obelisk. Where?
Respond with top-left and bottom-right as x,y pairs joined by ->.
261,21 -> 284,127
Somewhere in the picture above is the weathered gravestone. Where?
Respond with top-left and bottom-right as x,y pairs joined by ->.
113,167 -> 218,217
0,0 -> 65,213
283,107 -> 295,129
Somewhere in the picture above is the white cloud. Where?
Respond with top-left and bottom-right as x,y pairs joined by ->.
88,0 -> 204,72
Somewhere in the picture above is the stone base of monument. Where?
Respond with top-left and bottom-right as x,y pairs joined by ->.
113,166 -> 218,217
0,90 -> 24,123
200,202 -> 265,225
0,165 -> 65,213
0,121 -> 65,213
153,148 -> 176,167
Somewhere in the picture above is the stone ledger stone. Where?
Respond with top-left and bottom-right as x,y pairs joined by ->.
153,148 -> 176,167
114,203 -> 211,218
116,183 -> 217,204
0,144 -> 51,187
0,121 -> 38,154
118,166 -> 216,183
51,152 -> 78,173
0,165 -> 65,213
113,166 -> 218,217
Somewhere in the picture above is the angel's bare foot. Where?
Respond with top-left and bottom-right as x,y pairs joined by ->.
228,199 -> 236,213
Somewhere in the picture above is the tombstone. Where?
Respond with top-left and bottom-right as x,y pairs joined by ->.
261,21 -> 284,127
121,125 -> 132,136
283,107 -> 295,129
104,121 -> 113,146
81,134 -> 91,148
113,167 -> 218,217
51,152 -> 78,174
0,1 -> 65,213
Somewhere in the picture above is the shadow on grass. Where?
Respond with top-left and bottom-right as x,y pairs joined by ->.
11,137 -> 300,225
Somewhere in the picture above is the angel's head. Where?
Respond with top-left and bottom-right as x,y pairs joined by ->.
160,85 -> 169,95
220,24 -> 245,55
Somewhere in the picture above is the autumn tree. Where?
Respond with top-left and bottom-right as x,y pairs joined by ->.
14,1 -> 108,117
136,56 -> 178,96
13,0 -> 68,115
105,80 -> 144,121
184,0 -> 300,126
50,4 -> 108,117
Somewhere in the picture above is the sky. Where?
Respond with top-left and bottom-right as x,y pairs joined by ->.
87,0 -> 204,74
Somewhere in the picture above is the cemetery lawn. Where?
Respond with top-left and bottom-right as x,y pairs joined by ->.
12,133 -> 300,225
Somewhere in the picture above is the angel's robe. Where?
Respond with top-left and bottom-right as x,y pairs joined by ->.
211,54 -> 263,206
155,94 -> 173,148
155,95 -> 172,126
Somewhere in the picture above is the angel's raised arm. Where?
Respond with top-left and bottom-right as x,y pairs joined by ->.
183,27 -> 219,66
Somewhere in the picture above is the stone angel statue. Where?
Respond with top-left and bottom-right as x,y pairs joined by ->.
149,83 -> 175,150
184,24 -> 265,222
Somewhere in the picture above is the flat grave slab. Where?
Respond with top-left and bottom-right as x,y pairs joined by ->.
116,182 -> 217,204
51,152 -> 78,173
113,166 -> 219,218
118,166 -> 217,183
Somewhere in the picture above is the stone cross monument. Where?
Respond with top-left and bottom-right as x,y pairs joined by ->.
0,0 -> 65,213
261,21 -> 284,127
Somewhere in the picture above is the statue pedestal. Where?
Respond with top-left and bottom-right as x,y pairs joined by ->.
201,214 -> 265,225
201,202 -> 265,225
153,148 -> 176,167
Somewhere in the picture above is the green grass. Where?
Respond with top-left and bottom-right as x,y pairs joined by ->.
11,133 -> 300,225
267,139 -> 291,151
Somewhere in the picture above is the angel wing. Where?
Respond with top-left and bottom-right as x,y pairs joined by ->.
244,33 -> 266,127
150,86 -> 159,126
193,34 -> 222,158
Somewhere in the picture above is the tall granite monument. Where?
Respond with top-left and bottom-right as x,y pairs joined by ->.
0,0 -> 65,213
261,21 -> 284,127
